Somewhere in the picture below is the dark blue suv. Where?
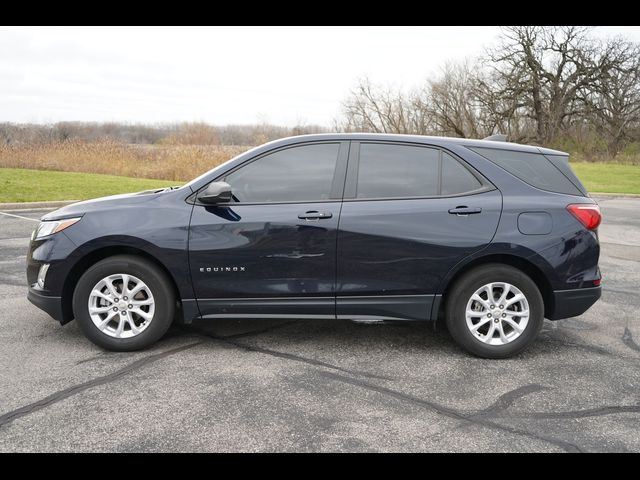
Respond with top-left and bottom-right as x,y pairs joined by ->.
27,134 -> 602,358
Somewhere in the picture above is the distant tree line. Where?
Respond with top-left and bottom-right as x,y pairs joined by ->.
0,121 -> 327,147
2,27 -> 639,162
339,26 -> 640,159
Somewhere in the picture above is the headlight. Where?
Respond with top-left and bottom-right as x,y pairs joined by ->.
34,217 -> 82,240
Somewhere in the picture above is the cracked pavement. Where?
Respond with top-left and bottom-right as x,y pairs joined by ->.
0,198 -> 638,452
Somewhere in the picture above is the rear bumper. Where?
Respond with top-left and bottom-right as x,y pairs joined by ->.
27,288 -> 65,323
547,286 -> 601,320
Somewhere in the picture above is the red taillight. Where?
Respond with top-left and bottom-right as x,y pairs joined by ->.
566,204 -> 602,230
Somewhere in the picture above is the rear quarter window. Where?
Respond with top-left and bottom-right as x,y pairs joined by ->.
468,147 -> 584,196
441,152 -> 482,195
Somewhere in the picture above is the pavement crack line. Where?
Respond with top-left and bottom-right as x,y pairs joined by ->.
622,327 -> 640,353
74,352 -> 124,366
193,326 -> 581,452
0,341 -> 202,429
512,404 -> 640,420
539,334 -> 613,357
316,371 -> 582,453
223,320 -> 300,339
474,384 -> 549,417
192,327 -> 392,381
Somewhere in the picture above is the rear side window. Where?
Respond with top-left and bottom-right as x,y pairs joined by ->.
356,144 -> 484,199
469,147 -> 584,196
356,144 -> 439,198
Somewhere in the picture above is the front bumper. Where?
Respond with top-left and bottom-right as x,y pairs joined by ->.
27,287 -> 65,323
547,286 -> 602,320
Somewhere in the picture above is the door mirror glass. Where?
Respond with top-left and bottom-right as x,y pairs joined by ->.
199,181 -> 233,204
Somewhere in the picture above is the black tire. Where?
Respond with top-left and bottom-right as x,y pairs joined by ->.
72,255 -> 175,351
445,264 -> 544,359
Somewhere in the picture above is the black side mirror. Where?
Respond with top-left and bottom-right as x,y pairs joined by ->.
198,181 -> 233,204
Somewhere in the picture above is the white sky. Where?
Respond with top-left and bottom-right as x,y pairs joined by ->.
1,26 -> 639,127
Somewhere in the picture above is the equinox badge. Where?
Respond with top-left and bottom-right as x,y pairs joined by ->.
200,266 -> 246,273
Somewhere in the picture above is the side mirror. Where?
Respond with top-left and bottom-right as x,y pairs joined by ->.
198,181 -> 233,204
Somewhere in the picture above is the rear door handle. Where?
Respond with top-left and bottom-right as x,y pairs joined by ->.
448,206 -> 482,216
298,211 -> 333,220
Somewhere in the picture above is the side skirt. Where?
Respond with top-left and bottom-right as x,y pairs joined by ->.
337,294 -> 436,321
185,294 -> 438,322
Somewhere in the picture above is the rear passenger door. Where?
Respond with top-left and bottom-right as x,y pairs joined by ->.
336,142 -> 502,321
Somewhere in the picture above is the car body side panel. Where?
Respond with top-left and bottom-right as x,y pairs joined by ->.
188,202 -> 341,317
448,146 -> 600,290
335,189 -> 503,320
29,188 -> 196,304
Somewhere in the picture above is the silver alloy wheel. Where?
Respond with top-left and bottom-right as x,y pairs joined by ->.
465,282 -> 530,346
88,273 -> 155,339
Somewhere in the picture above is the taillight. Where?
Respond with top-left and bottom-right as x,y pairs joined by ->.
566,204 -> 602,230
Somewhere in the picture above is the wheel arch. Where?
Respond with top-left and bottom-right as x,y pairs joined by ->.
61,246 -> 183,324
436,253 -> 554,321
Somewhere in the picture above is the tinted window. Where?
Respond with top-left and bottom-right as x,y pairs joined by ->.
441,152 -> 482,195
545,154 -> 588,196
356,144 -> 439,198
469,147 -> 583,196
224,143 -> 340,203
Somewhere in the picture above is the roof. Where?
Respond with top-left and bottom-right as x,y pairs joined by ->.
266,133 -> 568,156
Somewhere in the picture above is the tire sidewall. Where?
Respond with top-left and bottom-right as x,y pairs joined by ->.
446,264 -> 544,358
73,255 -> 174,351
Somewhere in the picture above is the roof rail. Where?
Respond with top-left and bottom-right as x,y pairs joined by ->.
483,134 -> 508,142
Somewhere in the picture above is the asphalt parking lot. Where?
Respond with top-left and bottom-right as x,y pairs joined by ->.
0,198 -> 639,452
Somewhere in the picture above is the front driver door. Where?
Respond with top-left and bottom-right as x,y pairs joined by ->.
189,141 -> 348,319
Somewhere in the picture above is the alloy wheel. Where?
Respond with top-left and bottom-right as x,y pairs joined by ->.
87,273 -> 155,339
465,282 -> 530,346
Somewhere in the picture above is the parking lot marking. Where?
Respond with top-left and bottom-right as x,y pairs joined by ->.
0,212 -> 39,222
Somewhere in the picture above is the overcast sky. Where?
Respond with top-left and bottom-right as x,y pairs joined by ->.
1,26 -> 639,127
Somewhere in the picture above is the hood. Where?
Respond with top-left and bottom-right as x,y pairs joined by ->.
42,186 -> 188,221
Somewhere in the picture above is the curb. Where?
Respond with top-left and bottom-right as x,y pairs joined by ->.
0,200 -> 79,211
592,192 -> 640,199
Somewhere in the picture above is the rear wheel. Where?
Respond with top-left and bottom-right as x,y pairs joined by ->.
445,264 -> 544,358
72,255 -> 175,351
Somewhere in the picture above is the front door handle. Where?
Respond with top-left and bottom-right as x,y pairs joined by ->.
298,211 -> 333,220
448,206 -> 482,216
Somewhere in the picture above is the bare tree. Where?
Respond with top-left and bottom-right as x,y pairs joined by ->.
340,78 -> 425,134
426,61 -> 493,138
486,26 -> 607,144
583,38 -> 640,156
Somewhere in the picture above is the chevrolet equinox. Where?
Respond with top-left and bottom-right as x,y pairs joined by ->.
27,134 -> 602,358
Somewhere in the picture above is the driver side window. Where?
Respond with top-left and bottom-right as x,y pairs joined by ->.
224,143 -> 340,203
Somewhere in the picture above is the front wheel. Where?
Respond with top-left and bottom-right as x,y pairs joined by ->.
72,255 -> 175,351
445,264 -> 544,359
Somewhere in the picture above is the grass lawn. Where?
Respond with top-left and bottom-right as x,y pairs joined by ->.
570,162 -> 640,194
0,163 -> 638,203
0,168 -> 178,203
